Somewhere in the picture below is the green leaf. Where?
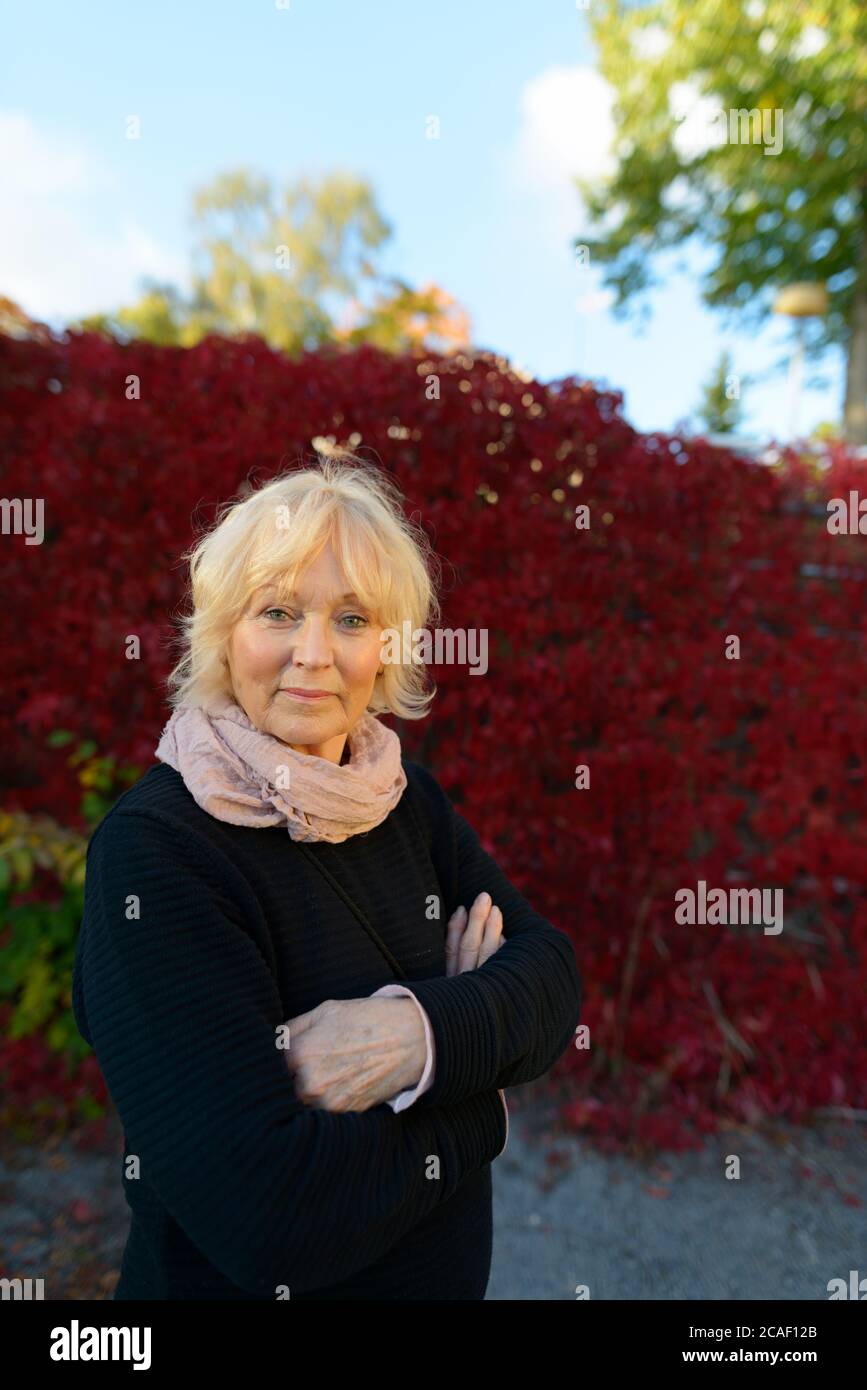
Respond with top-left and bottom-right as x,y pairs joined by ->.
76,1093 -> 105,1120
10,848 -> 33,887
46,1017 -> 69,1050
81,791 -> 108,824
46,729 -> 75,747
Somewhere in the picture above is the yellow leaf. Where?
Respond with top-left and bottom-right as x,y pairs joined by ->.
10,849 -> 33,886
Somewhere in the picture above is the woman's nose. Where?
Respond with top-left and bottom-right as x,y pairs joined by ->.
289,615 -> 334,666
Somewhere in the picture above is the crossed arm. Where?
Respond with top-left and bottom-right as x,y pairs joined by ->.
283,790 -> 582,1120
74,810 -> 512,1294
282,890 -> 505,1112
76,791 -> 578,1293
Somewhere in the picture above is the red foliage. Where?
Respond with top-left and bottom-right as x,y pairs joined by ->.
2,330 -> 866,1150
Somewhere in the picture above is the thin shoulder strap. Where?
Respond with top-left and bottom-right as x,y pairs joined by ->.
401,764 -> 455,919
294,841 -> 408,981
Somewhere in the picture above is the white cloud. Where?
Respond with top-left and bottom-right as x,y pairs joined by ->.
506,64 -> 618,257
0,111 -> 98,195
574,288 -> 616,315
500,61 -> 733,331
510,65 -> 616,191
0,110 -> 187,324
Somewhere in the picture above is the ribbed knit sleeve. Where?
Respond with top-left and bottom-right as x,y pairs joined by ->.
402,767 -> 583,1109
73,808 -> 507,1297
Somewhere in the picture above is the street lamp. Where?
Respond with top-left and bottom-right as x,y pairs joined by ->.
772,282 -> 829,440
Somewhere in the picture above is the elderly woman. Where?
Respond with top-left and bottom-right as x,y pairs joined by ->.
72,456 -> 582,1301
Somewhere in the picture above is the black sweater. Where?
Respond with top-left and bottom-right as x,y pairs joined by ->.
72,754 -> 582,1300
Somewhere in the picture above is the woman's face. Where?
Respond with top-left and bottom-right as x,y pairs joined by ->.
226,541 -> 384,764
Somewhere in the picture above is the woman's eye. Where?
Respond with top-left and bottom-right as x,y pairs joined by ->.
262,608 -> 367,628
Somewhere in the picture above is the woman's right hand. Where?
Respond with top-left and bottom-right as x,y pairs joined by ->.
445,892 -> 505,977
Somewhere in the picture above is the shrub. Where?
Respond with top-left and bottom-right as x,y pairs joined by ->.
2,329 -> 866,1149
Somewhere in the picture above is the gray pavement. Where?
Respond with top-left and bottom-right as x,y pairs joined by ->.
488,1090 -> 867,1300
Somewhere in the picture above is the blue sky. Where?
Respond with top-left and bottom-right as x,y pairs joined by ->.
2,0 -> 840,441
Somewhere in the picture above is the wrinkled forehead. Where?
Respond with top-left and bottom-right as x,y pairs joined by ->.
246,572 -> 379,614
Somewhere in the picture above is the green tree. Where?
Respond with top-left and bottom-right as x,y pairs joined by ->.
75,169 -> 470,356
575,1 -> 867,443
696,349 -> 747,432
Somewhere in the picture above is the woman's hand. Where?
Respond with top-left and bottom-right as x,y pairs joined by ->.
445,891 -> 505,977
283,996 -> 427,1113
283,891 -> 506,1111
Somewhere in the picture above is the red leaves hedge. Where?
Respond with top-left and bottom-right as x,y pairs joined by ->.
2,329 -> 866,1151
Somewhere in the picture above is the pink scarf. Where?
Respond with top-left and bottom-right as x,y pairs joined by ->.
155,694 -> 407,844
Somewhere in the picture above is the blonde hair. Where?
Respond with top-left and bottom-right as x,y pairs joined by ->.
165,452 -> 441,721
